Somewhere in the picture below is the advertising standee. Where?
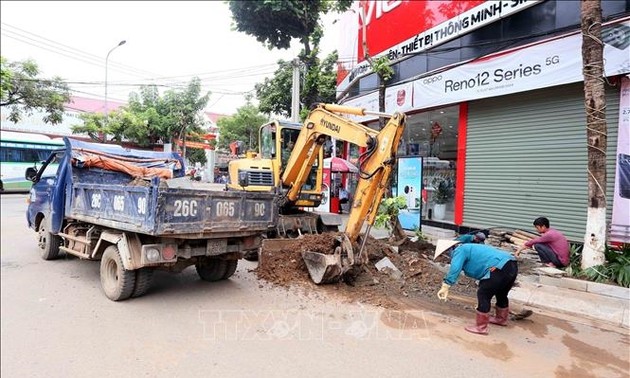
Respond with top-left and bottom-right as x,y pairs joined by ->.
396,157 -> 423,231
611,77 -> 630,243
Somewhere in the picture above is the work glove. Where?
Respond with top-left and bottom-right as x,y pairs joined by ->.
437,283 -> 451,301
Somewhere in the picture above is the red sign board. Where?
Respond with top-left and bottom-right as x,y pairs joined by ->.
357,0 -> 484,62
337,1 -> 541,90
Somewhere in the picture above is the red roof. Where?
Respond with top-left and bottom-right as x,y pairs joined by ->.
64,96 -> 126,114
205,111 -> 228,123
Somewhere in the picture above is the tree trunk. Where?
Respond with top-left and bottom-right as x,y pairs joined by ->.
388,217 -> 408,246
378,81 -> 386,129
580,0 -> 607,268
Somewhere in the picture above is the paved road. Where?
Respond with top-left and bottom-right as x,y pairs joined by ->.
1,194 -> 628,377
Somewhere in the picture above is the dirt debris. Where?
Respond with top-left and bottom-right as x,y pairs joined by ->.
256,233 -> 484,311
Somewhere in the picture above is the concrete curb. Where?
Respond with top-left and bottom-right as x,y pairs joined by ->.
509,279 -> 630,329
536,275 -> 630,300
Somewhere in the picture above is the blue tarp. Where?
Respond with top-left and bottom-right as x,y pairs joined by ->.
64,137 -> 186,178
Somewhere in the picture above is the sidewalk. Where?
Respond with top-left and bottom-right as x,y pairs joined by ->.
509,273 -> 629,329
356,218 -> 630,330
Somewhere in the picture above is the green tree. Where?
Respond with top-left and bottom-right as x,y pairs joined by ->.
255,60 -> 293,118
255,51 -> 338,118
228,0 -> 351,55
72,78 -> 210,147
374,196 -> 409,245
0,56 -> 71,125
185,147 -> 207,166
228,0 -> 351,115
216,102 -> 268,151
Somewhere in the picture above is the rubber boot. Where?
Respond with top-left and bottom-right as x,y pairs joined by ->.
489,306 -> 509,326
465,311 -> 489,335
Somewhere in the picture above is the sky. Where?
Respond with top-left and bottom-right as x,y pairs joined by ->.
0,1 -> 342,115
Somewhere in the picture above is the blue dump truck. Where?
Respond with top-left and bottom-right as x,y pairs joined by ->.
25,138 -> 277,301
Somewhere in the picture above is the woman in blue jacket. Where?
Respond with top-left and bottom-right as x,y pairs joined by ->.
434,240 -> 518,335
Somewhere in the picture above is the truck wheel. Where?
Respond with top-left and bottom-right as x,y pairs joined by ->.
38,220 -> 61,260
131,268 -> 154,298
243,250 -> 258,261
100,245 -> 136,301
195,258 -> 228,282
223,260 -> 238,279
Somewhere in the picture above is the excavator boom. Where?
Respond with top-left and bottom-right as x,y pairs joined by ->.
281,103 -> 407,283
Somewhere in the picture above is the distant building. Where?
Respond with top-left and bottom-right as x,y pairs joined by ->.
0,95 -> 126,138
1,96 -> 229,142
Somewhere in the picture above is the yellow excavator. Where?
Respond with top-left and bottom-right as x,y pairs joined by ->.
228,103 -> 406,283
227,119 -> 341,237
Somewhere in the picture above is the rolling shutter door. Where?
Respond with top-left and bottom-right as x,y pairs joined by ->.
464,83 -> 620,241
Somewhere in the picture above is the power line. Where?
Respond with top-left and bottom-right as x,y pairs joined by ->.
1,22 -> 160,78
3,25 -> 281,92
1,22 -> 295,99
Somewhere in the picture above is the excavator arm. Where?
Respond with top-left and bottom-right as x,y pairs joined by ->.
281,103 -> 407,284
281,103 -> 406,243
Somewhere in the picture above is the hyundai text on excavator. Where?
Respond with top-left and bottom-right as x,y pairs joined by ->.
229,103 -> 406,284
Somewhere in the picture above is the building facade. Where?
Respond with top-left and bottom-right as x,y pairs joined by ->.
336,0 -> 630,242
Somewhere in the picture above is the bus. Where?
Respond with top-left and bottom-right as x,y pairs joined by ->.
0,131 -> 65,192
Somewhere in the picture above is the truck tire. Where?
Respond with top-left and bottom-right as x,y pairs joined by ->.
100,245 -> 136,301
195,257 -> 228,282
223,260 -> 238,279
131,268 -> 154,298
38,219 -> 61,260
243,250 -> 258,261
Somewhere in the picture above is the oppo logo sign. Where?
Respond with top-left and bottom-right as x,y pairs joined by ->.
359,0 -> 402,26
423,76 -> 443,85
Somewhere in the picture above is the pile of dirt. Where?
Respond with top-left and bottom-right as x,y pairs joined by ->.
256,233 -> 483,311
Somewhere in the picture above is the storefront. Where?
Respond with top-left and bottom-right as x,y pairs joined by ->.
335,0 -> 630,242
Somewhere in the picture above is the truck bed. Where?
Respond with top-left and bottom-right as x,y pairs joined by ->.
68,176 -> 277,238
63,139 -> 277,238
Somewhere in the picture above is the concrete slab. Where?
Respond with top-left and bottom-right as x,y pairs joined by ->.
538,276 -> 587,291
535,266 -> 567,276
374,257 -> 403,280
422,225 -> 456,240
585,280 -> 630,300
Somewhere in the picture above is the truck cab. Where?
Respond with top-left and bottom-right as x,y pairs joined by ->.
26,149 -> 66,235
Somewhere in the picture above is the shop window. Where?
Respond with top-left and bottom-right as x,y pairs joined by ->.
398,55 -> 427,83
402,105 -> 459,224
359,73 -> 378,96
555,0 -> 580,29
427,39 -> 462,72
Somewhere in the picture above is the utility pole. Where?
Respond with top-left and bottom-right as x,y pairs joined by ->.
291,58 -> 301,122
104,40 -> 126,126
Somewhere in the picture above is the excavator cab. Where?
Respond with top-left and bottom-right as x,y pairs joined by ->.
228,120 -> 331,238
228,120 -> 323,205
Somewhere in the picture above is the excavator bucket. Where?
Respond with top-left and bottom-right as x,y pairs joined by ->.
302,234 -> 355,284
302,248 -> 343,284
